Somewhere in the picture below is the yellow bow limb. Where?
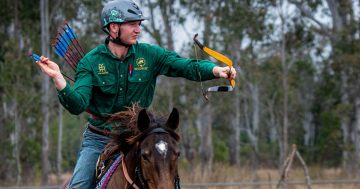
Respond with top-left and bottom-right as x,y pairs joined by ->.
230,79 -> 235,88
193,34 -> 235,88
202,46 -> 233,67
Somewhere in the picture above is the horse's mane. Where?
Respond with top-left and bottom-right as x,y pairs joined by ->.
108,104 -> 144,135
102,104 -> 179,158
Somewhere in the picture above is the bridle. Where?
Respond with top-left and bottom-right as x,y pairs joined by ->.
122,127 -> 180,189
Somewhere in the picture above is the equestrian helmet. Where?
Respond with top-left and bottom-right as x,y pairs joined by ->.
101,0 -> 148,34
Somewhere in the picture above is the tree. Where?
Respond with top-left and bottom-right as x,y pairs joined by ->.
214,0 -> 274,167
40,0 -> 51,184
289,0 -> 360,173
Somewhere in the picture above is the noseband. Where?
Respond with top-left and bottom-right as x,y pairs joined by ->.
124,127 -> 180,189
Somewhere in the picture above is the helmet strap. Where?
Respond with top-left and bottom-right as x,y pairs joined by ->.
108,25 -> 131,47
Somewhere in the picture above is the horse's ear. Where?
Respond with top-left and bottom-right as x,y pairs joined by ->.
137,109 -> 150,131
166,108 -> 179,130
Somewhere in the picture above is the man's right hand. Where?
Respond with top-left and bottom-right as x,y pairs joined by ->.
36,56 -> 67,90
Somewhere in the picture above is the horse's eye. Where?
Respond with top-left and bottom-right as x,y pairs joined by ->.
171,151 -> 180,160
141,150 -> 150,161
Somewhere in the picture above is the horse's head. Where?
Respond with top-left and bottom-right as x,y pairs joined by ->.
109,108 -> 180,189
133,108 -> 180,189
106,105 -> 181,189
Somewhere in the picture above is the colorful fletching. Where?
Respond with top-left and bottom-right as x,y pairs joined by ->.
52,21 -> 85,72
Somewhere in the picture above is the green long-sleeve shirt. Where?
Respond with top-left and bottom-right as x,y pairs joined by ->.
58,40 -> 217,129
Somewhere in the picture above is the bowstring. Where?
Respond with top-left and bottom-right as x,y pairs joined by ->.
193,43 -> 209,100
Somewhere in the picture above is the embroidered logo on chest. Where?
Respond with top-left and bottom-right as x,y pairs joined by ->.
134,58 -> 148,71
98,64 -> 109,75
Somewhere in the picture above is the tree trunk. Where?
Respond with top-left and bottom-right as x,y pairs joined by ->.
13,0 -> 22,184
228,89 -> 240,165
302,112 -> 314,146
179,80 -> 197,168
325,0 -> 356,172
352,97 -> 360,171
14,100 -> 22,185
267,93 -> 280,165
250,83 -> 259,153
159,0 -> 174,51
280,4 -> 289,164
57,104 -> 63,185
228,38 -> 241,166
14,0 -> 23,55
267,95 -> 278,143
326,0 -> 344,33
180,110 -> 197,168
159,0 -> 175,112
40,0 -> 50,184
142,0 -> 163,46
196,103 -> 213,176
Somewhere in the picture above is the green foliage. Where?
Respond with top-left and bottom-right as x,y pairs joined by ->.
63,114 -> 86,170
216,0 -> 270,42
0,139 -> 16,182
0,0 -> 11,25
213,133 -> 229,162
0,0 -> 106,184
20,137 -> 42,171
20,0 -> 40,23
313,111 -> 342,166
49,110 -> 85,172
305,71 -> 342,166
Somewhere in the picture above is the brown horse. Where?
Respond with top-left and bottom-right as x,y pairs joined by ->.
95,105 -> 181,189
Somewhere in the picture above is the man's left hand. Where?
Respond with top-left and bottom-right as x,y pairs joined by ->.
212,66 -> 236,81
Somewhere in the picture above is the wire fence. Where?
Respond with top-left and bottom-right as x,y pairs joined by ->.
1,179 -> 360,189
182,179 -> 360,188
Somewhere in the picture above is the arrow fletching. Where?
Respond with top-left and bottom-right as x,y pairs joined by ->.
29,53 -> 41,62
52,21 -> 85,74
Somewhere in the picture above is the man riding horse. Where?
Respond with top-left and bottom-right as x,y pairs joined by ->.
36,0 -> 236,188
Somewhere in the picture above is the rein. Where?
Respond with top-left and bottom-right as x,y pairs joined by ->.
122,156 -> 140,189
122,127 -> 175,189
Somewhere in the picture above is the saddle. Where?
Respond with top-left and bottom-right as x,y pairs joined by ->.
95,143 -> 121,184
